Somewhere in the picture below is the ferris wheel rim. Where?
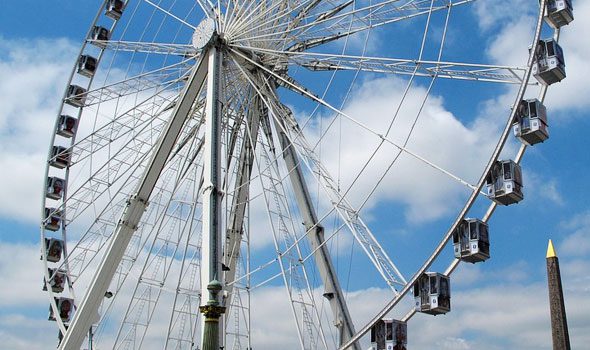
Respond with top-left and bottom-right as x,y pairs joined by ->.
339,0 -> 555,347
40,1 -> 563,349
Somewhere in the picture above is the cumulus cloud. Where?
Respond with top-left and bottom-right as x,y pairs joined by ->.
559,210 -> 590,257
524,170 -> 564,206
475,0 -> 590,114
0,242 -> 48,307
0,37 -> 78,222
544,1 -> 590,113
0,314 -> 59,350
303,75 -> 498,224
474,0 -> 533,33
2,2 -> 590,350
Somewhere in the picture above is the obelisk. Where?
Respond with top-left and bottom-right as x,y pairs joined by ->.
546,239 -> 571,350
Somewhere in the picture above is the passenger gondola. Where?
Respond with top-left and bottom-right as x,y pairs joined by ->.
65,85 -> 87,107
49,146 -> 71,169
77,55 -> 97,78
453,219 -> 490,263
544,0 -> 574,29
106,0 -> 125,20
46,177 -> 65,200
43,268 -> 66,293
370,318 -> 407,350
44,237 -> 64,262
413,272 -> 450,315
532,38 -> 566,85
485,160 -> 523,205
48,297 -> 75,322
56,115 -> 78,138
90,26 -> 110,48
513,99 -> 549,146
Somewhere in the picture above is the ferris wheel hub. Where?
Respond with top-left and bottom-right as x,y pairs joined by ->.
192,17 -> 216,50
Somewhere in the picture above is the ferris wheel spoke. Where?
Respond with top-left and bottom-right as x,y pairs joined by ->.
240,107 -> 330,349
78,59 -> 194,107
317,0 -> 470,39
165,207 -> 203,349
231,47 -> 480,194
229,0 -> 336,48
114,140 -> 205,349
237,46 -> 529,84
229,0 -> 474,48
234,54 -> 409,291
227,0 -> 383,44
92,40 -> 197,56
62,137 -> 205,325
64,116 -> 169,225
103,134 -> 204,341
142,0 -> 199,29
233,61 -> 375,348
58,51 -> 211,349
71,95 -> 176,165
298,57 -> 528,84
65,92 -> 206,227
68,106 -> 206,279
63,103 -> 208,284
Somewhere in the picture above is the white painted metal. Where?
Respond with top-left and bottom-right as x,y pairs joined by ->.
200,44 -> 224,347
58,52 -> 210,350
339,1 -> 550,347
43,1 -> 566,349
274,107 -> 360,350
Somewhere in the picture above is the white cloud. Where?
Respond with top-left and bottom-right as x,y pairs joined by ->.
544,1 -> 590,113
0,242 -> 48,307
476,0 -> 590,114
560,210 -> 590,257
0,314 -> 59,350
304,76 -> 498,224
2,2 -> 590,349
524,170 -> 564,206
474,0 -> 533,33
0,37 -> 78,222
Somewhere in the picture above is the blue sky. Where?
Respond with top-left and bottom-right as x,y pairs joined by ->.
1,1 -> 589,349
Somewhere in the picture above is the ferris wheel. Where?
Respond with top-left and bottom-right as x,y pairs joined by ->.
40,0 -> 574,349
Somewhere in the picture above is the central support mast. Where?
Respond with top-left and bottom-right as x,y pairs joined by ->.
200,41 -> 226,350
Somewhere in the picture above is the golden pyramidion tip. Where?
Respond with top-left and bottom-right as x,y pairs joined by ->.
547,239 -> 557,258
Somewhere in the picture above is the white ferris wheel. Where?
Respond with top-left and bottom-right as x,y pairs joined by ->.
40,0 -> 574,349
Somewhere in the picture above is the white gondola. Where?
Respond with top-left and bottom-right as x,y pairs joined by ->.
513,99 -> 549,146
90,26 -> 110,48
44,237 -> 64,262
49,146 -> 71,169
56,115 -> 78,138
43,208 -> 63,232
43,268 -> 66,293
413,272 -> 450,315
532,38 -> 566,86
65,85 -> 87,107
48,297 -> 75,322
485,160 -> 523,205
453,219 -> 490,263
106,0 -> 125,20
46,177 -> 65,200
77,55 -> 97,78
544,0 -> 574,29
370,318 -> 407,350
